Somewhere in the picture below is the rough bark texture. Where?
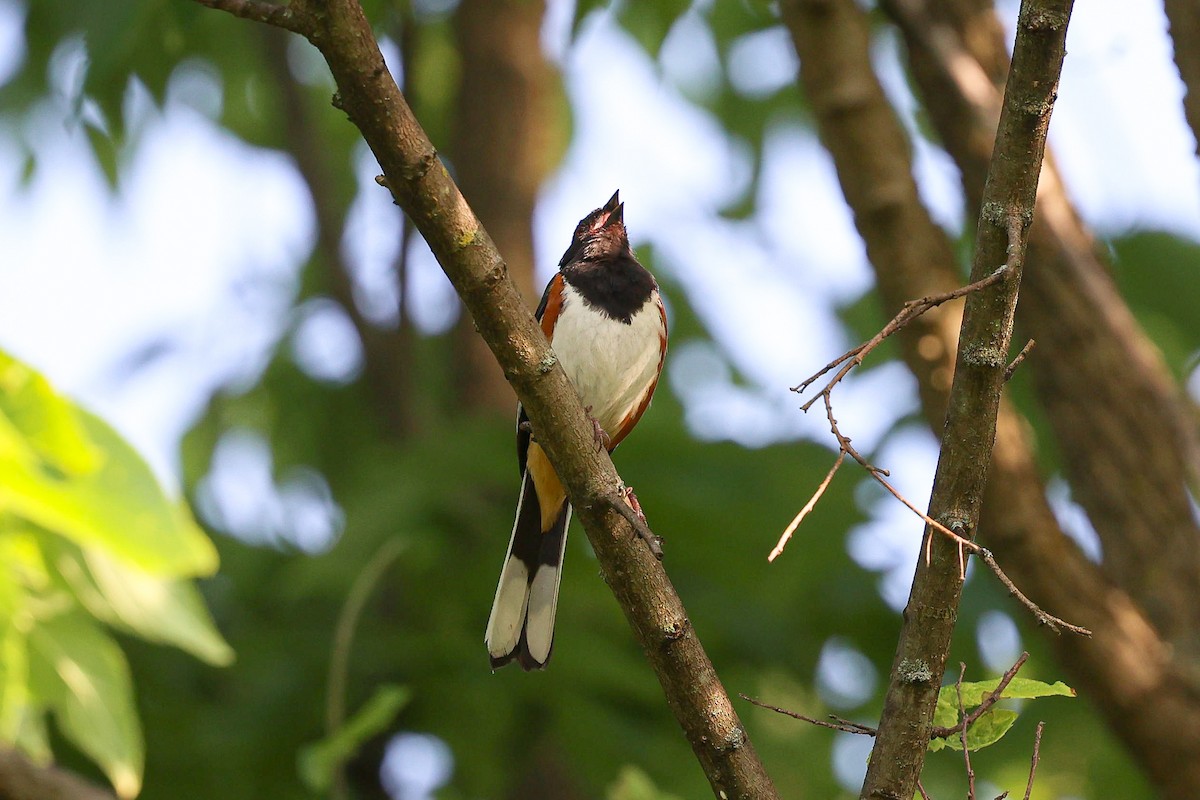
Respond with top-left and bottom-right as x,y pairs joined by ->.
451,0 -> 554,413
194,1 -> 781,797
1164,0 -> 1200,160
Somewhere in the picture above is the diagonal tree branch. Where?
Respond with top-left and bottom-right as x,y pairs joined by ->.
793,0 -> 1076,796
191,2 -> 780,798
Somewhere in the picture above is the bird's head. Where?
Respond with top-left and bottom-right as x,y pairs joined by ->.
558,190 -> 629,267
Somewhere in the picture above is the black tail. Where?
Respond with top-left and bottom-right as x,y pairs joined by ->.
485,469 -> 571,670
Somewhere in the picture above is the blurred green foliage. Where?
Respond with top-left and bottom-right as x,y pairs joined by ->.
2,0 -> 1193,798
0,348 -> 231,797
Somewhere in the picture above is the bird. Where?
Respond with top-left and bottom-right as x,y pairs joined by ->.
485,190 -> 668,671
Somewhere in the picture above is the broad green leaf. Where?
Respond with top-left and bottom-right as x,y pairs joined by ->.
297,684 -> 410,792
608,765 -> 684,800
940,709 -> 1020,752
930,677 -> 1073,751
0,350 -> 102,477
947,677 -> 1076,710
27,612 -> 143,798
0,406 -> 218,577
48,538 -> 233,666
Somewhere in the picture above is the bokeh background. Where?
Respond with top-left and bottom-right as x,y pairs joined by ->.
1,0 -> 1198,797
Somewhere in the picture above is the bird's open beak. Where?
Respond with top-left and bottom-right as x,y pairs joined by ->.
598,190 -> 623,229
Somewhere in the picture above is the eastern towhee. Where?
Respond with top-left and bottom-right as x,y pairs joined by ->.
485,191 -> 668,670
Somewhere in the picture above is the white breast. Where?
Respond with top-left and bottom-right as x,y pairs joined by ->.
550,283 -> 664,439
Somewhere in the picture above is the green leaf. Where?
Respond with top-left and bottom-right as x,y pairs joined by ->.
297,684 -> 410,792
0,350 -> 218,576
0,621 -> 32,743
930,676 -> 1074,752
939,709 -> 1019,752
48,537 -> 233,666
27,611 -> 143,798
607,764 -> 684,800
949,677 -> 1076,709
0,351 -> 103,477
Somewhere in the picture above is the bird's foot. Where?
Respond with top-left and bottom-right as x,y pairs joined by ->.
610,485 -> 662,559
584,406 -> 611,452
621,485 -> 647,525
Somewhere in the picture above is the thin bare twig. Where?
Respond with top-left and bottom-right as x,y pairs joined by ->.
193,0 -> 305,32
746,652 -> 1039,743
978,549 -> 1090,635
916,780 -> 933,800
793,265 -> 1009,407
769,450 -> 846,562
783,216 -> 1090,637
739,694 -> 876,736
1024,722 -> 1045,800
956,663 -> 978,800
1004,339 -> 1036,381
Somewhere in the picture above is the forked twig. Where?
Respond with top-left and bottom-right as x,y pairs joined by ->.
793,265 -> 1010,407
931,652 -> 1028,739
778,232 -> 1090,637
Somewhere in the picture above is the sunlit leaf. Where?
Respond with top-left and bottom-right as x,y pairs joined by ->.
930,676 -> 1074,752
27,612 -> 143,798
945,709 -> 1019,752
0,350 -> 102,477
46,537 -> 233,667
0,403 -> 218,577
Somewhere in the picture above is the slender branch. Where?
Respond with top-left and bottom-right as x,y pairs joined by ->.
858,0 -> 1075,796
739,694 -> 876,736
1003,339 -> 1035,381
769,450 -> 845,562
956,664 -> 977,800
1023,722 -> 1045,800
193,0 -> 305,32
191,1 -> 780,797
325,538 -> 406,800
794,265 -> 1009,407
786,262 -> 1088,635
745,651 -> 1035,743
